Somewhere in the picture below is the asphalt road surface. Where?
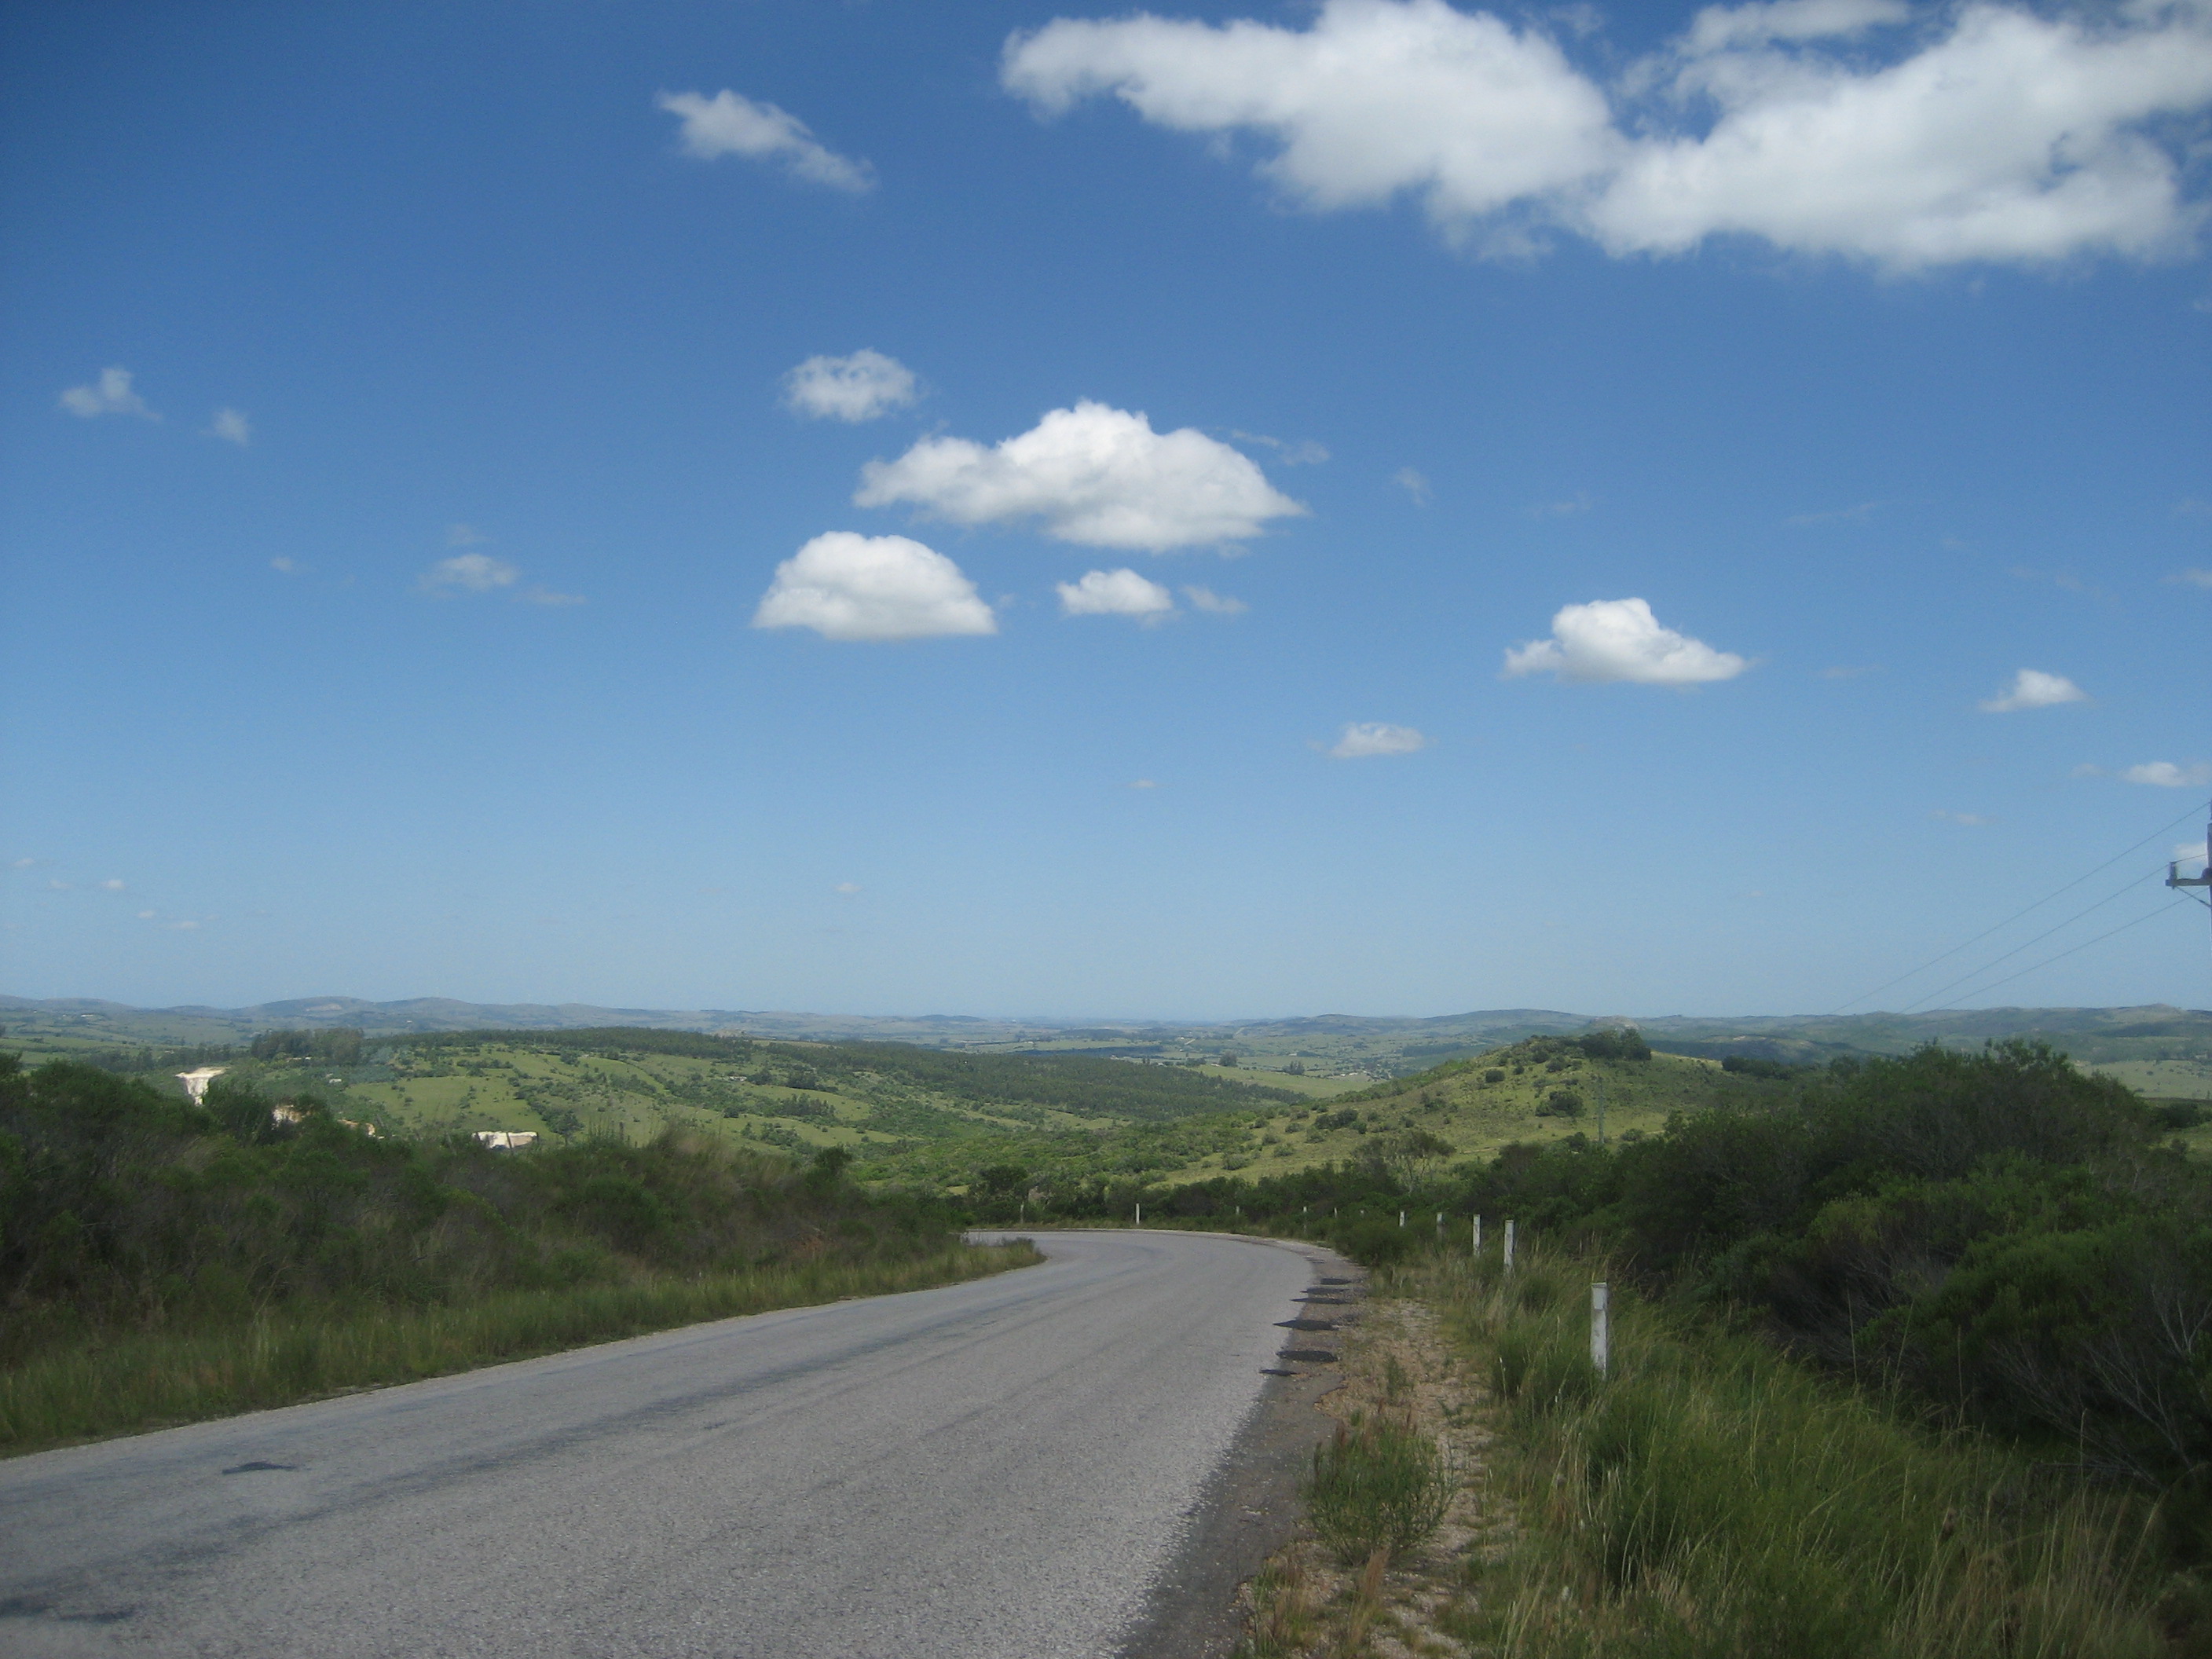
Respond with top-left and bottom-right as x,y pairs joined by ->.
0,1230 -> 1331,1659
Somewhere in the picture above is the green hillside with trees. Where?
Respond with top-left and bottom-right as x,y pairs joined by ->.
0,1052 -> 1031,1453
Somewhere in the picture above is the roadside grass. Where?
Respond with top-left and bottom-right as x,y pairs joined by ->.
0,1240 -> 1035,1458
1422,1247 -> 2174,1659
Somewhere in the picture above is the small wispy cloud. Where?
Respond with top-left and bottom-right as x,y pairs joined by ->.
1932,810 -> 1993,826
2120,761 -> 2212,789
1182,585 -> 1247,616
520,586 -> 584,606
2166,569 -> 2212,588
1127,778 -> 1160,789
60,367 -> 157,421
1392,467 -> 1431,506
1979,668 -> 2086,713
1786,501 -> 1882,527
785,350 -> 919,422
1818,664 -> 1881,680
833,881 -> 862,895
1527,492 -> 1591,518
2007,566 -> 2085,591
2174,499 -> 2212,520
1232,431 -> 1330,466
1327,722 -> 1429,760
419,552 -> 520,594
100,878 -> 126,891
206,408 -> 251,445
270,557 -> 298,574
447,524 -> 491,547
657,89 -> 874,192
46,878 -> 73,892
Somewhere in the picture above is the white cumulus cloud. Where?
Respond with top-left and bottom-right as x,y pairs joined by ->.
657,90 -> 874,192
1057,567 -> 1177,621
857,401 -> 1304,551
1004,0 -> 2212,269
420,552 -> 520,594
2121,760 -> 2212,787
60,366 -> 156,419
784,350 -> 920,422
1328,722 -> 1430,758
1503,597 -> 1748,685
753,532 -> 998,642
1979,668 -> 2087,712
207,408 -> 251,445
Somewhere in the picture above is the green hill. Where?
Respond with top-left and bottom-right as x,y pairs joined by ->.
853,1032 -> 1800,1198
20,1025 -> 1309,1158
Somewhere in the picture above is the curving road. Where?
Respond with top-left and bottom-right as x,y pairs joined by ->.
0,1230 -> 1342,1659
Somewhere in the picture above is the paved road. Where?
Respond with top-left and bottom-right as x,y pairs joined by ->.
0,1230 -> 1328,1659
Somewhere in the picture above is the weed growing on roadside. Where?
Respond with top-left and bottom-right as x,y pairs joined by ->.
1302,1413 -> 1457,1566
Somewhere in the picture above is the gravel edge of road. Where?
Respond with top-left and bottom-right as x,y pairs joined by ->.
1118,1234 -> 1362,1659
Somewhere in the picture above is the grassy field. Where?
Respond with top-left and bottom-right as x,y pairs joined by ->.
1188,1062 -> 1368,1097
853,1038 -> 1796,1197
20,1029 -> 1313,1179
1164,1042 -> 1793,1182
2089,1057 -> 2212,1101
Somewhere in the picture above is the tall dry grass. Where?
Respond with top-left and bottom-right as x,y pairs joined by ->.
1,1240 -> 1034,1456
1390,1249 -> 2175,1659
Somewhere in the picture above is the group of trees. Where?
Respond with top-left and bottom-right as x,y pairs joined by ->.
961,1040 -> 2212,1528
0,1053 -> 961,1368
248,1027 -> 366,1065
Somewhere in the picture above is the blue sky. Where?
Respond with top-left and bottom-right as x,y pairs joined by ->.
2,0 -> 2208,1020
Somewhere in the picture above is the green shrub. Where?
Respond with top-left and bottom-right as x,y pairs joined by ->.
1302,1416 -> 1456,1564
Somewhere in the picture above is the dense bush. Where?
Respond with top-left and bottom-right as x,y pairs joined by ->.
0,1053 -> 959,1366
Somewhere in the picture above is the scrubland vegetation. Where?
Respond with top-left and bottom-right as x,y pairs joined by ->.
0,1052 -> 1031,1453
1232,1038 -> 2212,1655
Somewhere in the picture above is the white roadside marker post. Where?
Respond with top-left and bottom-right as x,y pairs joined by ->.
1592,1281 -> 1611,1379
1474,1214 -> 1482,1258
1399,1210 -> 1406,1229
1135,1203 -> 1142,1227
1503,1219 -> 1517,1275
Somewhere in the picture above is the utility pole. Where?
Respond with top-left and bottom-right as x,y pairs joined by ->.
2170,812 -> 2212,931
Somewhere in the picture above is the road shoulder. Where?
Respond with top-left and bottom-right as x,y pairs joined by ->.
1120,1234 -> 1362,1659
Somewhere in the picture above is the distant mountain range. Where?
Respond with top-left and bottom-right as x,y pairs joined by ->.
4,993 -> 2207,1074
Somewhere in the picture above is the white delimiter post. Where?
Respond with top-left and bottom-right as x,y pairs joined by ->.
1503,1219 -> 1517,1274
1591,1281 -> 1611,1379
1135,1203 -> 1142,1227
1473,1214 -> 1483,1257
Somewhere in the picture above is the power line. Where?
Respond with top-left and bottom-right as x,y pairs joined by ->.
1928,899 -> 2194,1011
1894,866 -> 2161,1013
1828,799 -> 2210,1014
